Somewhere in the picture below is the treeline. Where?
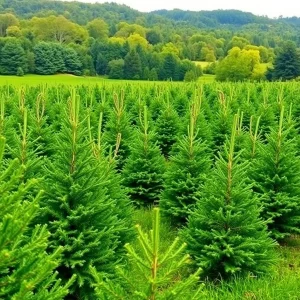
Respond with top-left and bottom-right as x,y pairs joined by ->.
0,0 -> 299,80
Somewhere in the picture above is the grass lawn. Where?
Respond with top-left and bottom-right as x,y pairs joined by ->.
0,74 -> 215,87
0,74 -> 107,86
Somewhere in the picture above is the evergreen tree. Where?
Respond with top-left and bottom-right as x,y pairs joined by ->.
160,53 -> 180,81
38,93 -> 131,298
102,92 -> 133,171
122,106 -> 165,207
0,38 -> 27,75
34,42 -> 57,75
160,100 -> 211,226
182,115 -> 277,279
251,107 -> 300,240
155,101 -> 180,158
123,49 -> 142,80
0,136 -> 73,299
267,41 -> 300,81
91,208 -> 203,299
64,47 -> 82,76
95,53 -> 108,75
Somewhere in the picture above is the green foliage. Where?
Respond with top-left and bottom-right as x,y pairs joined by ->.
16,67 -> 24,76
37,93 -> 132,298
154,102 -> 180,158
91,208 -> 203,299
64,47 -> 82,76
0,38 -> 27,75
124,50 -> 142,80
182,115 -> 277,279
267,41 -> 300,81
216,47 -> 262,82
251,107 -> 300,240
122,106 -> 165,206
160,108 -> 211,226
0,136 -> 73,299
108,59 -> 124,79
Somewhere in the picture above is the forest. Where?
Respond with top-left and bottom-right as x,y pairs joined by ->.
0,0 -> 300,80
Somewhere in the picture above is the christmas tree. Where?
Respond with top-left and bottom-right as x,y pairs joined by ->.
122,106 -> 165,207
0,136 -> 73,299
182,114 -> 277,279
38,91 -> 132,298
160,101 -> 211,226
251,107 -> 300,240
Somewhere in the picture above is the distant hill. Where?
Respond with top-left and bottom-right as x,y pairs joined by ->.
1,0 -> 300,46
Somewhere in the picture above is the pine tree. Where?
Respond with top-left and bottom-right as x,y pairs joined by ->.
160,101 -> 211,227
91,208 -> 203,299
123,49 -> 142,80
122,106 -> 165,207
102,91 -> 133,171
0,136 -> 73,299
155,100 -> 180,158
38,92 -> 131,298
0,39 -> 27,75
182,114 -> 277,279
251,107 -> 300,240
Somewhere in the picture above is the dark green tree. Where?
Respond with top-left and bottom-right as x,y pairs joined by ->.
108,59 -> 124,79
267,41 -> 300,81
123,49 -> 142,80
155,101 -> 180,158
34,42 -> 57,75
251,107 -> 300,240
160,105 -> 211,226
182,115 -> 277,279
95,52 -> 108,75
102,92 -> 133,171
122,106 -> 165,207
0,38 -> 27,75
160,53 -> 180,81
38,93 -> 131,298
64,47 -> 82,75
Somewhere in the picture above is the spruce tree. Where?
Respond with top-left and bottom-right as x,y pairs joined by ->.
122,106 -> 165,207
0,136 -> 73,299
182,114 -> 276,279
91,208 -> 203,299
38,92 -> 131,298
160,102 -> 211,227
102,91 -> 133,171
155,100 -> 180,158
251,107 -> 300,240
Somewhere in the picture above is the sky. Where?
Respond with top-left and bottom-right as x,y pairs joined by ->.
65,0 -> 300,18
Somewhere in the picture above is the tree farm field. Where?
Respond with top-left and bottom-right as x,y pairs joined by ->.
1,79 -> 300,299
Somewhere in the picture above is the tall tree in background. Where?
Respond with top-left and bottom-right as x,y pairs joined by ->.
124,49 -> 142,80
0,38 -> 26,74
267,41 -> 300,81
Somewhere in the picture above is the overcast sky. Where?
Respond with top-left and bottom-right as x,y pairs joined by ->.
66,0 -> 300,18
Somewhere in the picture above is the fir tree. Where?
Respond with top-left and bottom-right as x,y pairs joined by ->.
251,107 -> 300,240
155,100 -> 180,158
38,92 -> 131,298
122,106 -> 165,207
102,91 -> 133,171
91,208 -> 203,299
0,136 -> 73,299
160,102 -> 211,227
182,114 -> 277,279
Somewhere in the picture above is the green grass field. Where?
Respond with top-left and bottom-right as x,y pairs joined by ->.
0,74 -> 215,86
